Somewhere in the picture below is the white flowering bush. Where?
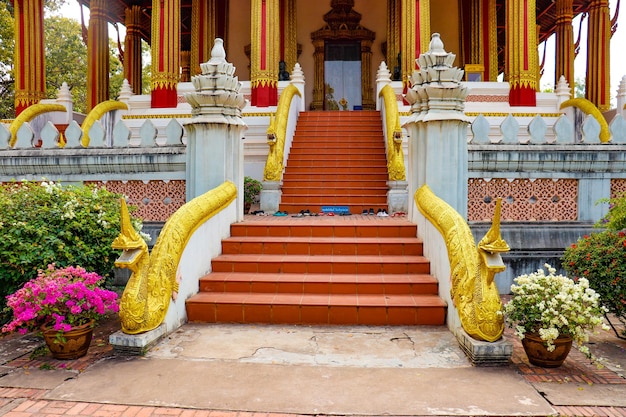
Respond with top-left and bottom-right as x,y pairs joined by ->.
504,264 -> 609,358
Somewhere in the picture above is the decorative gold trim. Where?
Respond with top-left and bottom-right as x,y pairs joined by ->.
283,0 -> 298,75
415,185 -> 506,342
560,98 -> 610,142
121,112 -> 277,119
464,112 -> 562,117
113,181 -> 237,334
379,85 -> 406,181
81,100 -> 129,147
401,0 -> 416,87
13,0 -> 46,109
9,104 -> 66,147
263,84 -> 300,181
505,0 -> 538,92
150,0 -> 181,92
418,0 -> 431,55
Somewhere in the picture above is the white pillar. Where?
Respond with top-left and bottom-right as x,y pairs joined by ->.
184,38 -> 248,220
402,33 -> 470,219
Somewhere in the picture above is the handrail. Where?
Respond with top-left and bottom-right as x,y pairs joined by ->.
560,98 -> 610,142
9,104 -> 66,147
415,184 -> 508,342
263,84 -> 301,182
379,84 -> 406,181
112,181 -> 237,334
82,100 -> 128,147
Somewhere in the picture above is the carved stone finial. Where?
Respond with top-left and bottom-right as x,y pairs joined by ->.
58,82 -> 72,101
209,38 -> 227,64
118,79 -> 133,104
377,62 -> 392,83
429,33 -> 446,56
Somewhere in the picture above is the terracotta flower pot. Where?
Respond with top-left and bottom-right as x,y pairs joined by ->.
521,333 -> 573,368
41,321 -> 94,360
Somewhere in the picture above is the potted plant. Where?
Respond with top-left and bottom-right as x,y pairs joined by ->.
2,264 -> 119,359
503,264 -> 608,367
244,176 -> 262,213
562,193 -> 626,339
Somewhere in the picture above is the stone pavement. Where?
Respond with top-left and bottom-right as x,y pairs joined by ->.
0,317 -> 624,417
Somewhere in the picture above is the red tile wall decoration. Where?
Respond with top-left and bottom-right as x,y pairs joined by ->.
468,178 -> 578,222
86,180 -> 186,222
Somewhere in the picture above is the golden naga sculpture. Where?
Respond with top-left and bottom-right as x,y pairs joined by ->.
415,185 -> 510,342
81,100 -> 129,147
9,103 -> 66,147
263,84 -> 301,182
112,181 -> 237,334
379,84 -> 407,182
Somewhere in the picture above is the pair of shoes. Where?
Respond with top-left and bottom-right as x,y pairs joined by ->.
376,209 -> 389,217
251,210 -> 265,216
362,208 -> 376,215
300,209 -> 311,216
391,211 -> 406,217
327,212 -> 335,216
274,211 -> 288,217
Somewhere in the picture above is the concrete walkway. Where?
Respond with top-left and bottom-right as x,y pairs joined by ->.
0,323 -> 625,416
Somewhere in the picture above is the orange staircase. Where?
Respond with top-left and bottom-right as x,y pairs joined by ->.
279,111 -> 388,215
186,217 -> 446,325
185,111 -> 446,326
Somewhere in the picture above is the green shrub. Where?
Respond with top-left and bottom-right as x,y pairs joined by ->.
244,176 -> 262,205
562,193 -> 626,335
0,180 -> 145,321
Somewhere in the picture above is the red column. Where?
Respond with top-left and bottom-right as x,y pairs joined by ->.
585,0 -> 611,112
555,0 -> 575,94
251,0 -> 278,107
506,0 -> 537,106
124,5 -> 143,95
87,0 -> 110,111
13,0 -> 46,115
151,0 -> 181,108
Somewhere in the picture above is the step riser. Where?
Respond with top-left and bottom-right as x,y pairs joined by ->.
283,174 -> 389,181
211,259 -> 430,275
281,181 -> 388,188
230,224 -> 417,237
279,197 -> 388,206
186,303 -> 445,326
199,280 -> 438,295
222,241 -> 423,256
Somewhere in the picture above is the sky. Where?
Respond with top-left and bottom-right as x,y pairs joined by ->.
58,0 -> 626,105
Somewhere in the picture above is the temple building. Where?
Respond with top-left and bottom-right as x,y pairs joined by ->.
10,0 -> 619,114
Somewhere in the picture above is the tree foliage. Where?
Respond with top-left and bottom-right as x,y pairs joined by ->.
44,16 -> 87,112
0,1 -> 15,119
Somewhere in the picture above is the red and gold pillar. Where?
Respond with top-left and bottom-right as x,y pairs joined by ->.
555,0 -> 574,94
482,0 -> 498,81
191,0 -> 216,76
506,0 -> 537,106
386,0 -> 400,78
281,0 -> 297,75
401,0 -> 430,89
87,0 -> 110,111
124,5 -> 143,95
151,0 -> 181,108
12,0 -> 46,115
586,0 -> 611,112
251,0 -> 279,107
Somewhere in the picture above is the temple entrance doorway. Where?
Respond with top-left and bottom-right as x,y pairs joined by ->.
324,42 -> 362,111
309,1 -> 375,111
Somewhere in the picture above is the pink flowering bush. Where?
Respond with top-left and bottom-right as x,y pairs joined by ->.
2,264 -> 119,336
